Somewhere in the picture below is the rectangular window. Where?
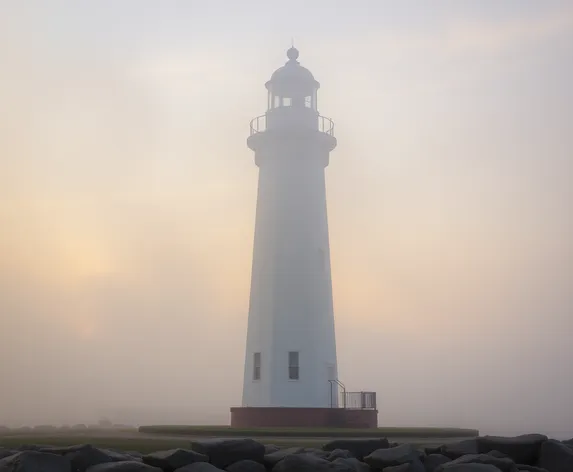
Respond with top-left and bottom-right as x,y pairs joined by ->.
283,97 -> 292,107
253,352 -> 261,381
288,351 -> 299,380
305,96 -> 312,108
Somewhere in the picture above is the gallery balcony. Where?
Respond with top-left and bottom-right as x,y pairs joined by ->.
249,113 -> 335,137
247,112 -> 337,156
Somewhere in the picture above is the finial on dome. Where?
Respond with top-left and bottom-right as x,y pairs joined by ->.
287,46 -> 299,61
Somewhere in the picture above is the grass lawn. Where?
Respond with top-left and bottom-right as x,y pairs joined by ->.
138,425 -> 479,439
0,425 -> 478,453
0,433 -> 471,452
0,435 -> 190,454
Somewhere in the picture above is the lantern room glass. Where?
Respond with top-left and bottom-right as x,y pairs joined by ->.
267,90 -> 317,111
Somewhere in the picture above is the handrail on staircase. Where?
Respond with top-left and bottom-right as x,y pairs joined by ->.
328,378 -> 346,408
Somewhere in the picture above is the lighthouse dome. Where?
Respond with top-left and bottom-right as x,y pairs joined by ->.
271,48 -> 315,81
266,47 -> 319,94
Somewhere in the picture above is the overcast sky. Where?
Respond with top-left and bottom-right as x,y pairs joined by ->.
0,1 -> 572,435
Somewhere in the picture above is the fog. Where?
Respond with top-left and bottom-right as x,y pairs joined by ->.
0,1 -> 572,436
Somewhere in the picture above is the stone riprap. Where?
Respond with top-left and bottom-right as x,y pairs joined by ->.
1,435 -> 572,472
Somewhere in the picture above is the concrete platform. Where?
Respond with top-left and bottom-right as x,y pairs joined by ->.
230,407 -> 378,429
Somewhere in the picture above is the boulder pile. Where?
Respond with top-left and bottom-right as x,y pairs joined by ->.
0,434 -> 572,472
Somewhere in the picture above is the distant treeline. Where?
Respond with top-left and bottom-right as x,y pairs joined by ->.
0,424 -> 134,434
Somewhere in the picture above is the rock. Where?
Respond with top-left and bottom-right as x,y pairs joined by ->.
477,435 -> 547,465
561,439 -> 573,449
323,439 -> 390,461
101,451 -> 138,463
35,445 -> 134,463
537,440 -> 573,472
441,441 -> 480,460
17,446 -> 57,452
225,460 -> 265,472
143,450 -> 207,471
0,451 -> 71,472
436,454 -> 517,472
35,446 -> 85,455
263,446 -> 279,455
386,462 -> 426,472
65,445 -> 134,472
486,452 -> 509,459
263,448 -> 303,468
176,464 -> 223,472
423,454 -> 451,472
190,439 -> 265,470
437,466 -> 502,472
331,457 -> 370,472
298,448 -> 329,459
516,466 -> 547,472
425,448 -> 443,457
87,462 -> 160,472
0,451 -> 15,461
364,444 -> 422,470
327,449 -> 355,461
271,454 -> 331,472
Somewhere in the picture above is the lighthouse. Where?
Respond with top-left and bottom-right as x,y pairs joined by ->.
231,48 -> 377,428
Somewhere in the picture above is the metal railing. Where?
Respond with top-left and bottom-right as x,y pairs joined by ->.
341,391 -> 377,410
249,113 -> 335,137
318,115 -> 335,136
250,114 -> 266,135
328,378 -> 377,410
328,379 -> 346,408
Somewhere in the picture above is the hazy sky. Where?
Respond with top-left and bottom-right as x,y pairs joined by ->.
1,1 -> 572,435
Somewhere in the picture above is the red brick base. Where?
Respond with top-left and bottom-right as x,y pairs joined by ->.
230,407 -> 378,429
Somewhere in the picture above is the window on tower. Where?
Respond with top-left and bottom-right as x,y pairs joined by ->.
253,352 -> 261,381
282,97 -> 292,107
288,351 -> 299,380
305,96 -> 312,108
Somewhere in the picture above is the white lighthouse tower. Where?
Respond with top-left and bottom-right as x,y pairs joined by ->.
241,47 -> 339,410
